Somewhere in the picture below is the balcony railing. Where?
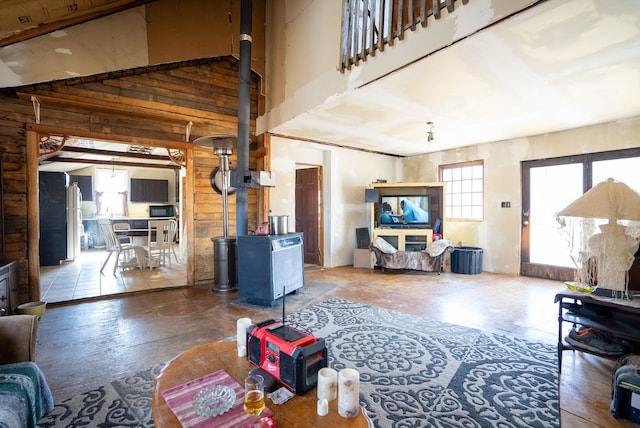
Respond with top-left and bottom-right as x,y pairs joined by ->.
340,0 -> 470,72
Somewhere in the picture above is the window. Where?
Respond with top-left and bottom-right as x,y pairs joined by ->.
95,169 -> 128,217
440,161 -> 484,220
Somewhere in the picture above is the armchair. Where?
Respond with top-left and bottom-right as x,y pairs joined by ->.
0,314 -> 38,365
0,315 -> 54,428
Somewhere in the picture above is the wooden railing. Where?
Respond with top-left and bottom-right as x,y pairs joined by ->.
340,0 -> 470,71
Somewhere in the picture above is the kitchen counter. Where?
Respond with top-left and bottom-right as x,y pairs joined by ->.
83,217 -> 176,248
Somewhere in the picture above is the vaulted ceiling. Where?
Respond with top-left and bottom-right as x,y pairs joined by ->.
0,0 -> 153,48
268,0 -> 640,157
2,1 -> 160,171
2,0 -> 640,168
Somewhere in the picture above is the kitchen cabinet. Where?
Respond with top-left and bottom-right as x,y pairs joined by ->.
39,171 -> 68,265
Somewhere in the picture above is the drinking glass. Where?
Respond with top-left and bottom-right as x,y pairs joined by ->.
243,374 -> 265,416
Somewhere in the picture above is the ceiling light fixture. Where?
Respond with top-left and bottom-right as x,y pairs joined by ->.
427,121 -> 435,142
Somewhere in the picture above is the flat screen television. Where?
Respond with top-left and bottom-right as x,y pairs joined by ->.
378,195 -> 430,228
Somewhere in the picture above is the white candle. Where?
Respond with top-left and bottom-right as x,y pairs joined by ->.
338,368 -> 360,418
237,318 -> 252,349
237,345 -> 246,357
317,368 -> 338,402
317,399 -> 329,416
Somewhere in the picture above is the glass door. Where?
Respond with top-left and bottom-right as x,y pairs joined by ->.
592,157 -> 640,191
521,160 -> 584,280
521,148 -> 640,281
529,164 -> 584,266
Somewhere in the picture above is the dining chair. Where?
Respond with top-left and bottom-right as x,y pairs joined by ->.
168,219 -> 179,264
112,222 -> 132,246
97,218 -> 144,273
146,219 -> 173,269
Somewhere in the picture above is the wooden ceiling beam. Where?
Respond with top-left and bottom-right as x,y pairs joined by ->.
59,145 -> 172,161
27,124 -> 193,150
19,91 -> 241,129
40,156 -> 180,170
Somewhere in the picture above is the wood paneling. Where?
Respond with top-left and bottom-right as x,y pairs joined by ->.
0,56 -> 262,302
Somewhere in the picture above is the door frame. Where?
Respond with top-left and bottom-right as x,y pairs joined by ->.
26,125 -> 194,301
520,147 -> 640,280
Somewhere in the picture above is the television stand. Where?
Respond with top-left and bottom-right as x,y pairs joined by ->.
368,182 -> 445,252
372,228 -> 432,252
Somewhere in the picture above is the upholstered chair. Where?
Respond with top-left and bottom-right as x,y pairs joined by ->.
0,314 -> 38,364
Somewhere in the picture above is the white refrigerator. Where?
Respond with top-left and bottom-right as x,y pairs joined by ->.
66,182 -> 83,260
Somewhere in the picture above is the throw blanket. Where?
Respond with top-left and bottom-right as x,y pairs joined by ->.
0,362 -> 54,428
370,238 -> 454,272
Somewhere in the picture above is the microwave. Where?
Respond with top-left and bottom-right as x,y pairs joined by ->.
149,205 -> 175,218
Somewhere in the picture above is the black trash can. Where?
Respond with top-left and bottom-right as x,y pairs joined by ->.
212,237 -> 238,292
451,246 -> 483,274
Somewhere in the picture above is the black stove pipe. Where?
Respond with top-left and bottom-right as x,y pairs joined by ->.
236,0 -> 252,237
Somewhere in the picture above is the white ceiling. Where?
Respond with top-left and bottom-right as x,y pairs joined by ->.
270,0 -> 640,156
1,0 -> 640,162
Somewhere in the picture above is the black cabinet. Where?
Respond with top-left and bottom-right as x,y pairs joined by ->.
555,291 -> 640,372
130,178 -> 168,202
39,171 -> 68,266
69,174 -> 93,201
0,260 -> 18,315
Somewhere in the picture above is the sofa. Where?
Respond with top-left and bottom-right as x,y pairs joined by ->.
370,237 -> 454,273
0,315 -> 54,428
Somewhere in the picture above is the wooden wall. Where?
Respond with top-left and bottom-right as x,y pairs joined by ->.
0,56 -> 262,302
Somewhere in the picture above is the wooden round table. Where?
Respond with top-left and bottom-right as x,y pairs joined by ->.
152,341 -> 372,427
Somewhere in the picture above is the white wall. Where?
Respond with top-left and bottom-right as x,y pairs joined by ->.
66,165 -> 178,219
269,136 -> 400,267
262,1 -> 640,274
402,116 -> 640,275
260,0 -> 535,134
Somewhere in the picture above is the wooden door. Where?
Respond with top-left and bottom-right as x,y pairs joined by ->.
295,167 -> 321,265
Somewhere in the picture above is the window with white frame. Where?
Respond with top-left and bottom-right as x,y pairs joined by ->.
440,161 -> 484,220
95,168 -> 128,217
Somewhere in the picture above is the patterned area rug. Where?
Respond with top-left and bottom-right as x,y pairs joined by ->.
37,298 -> 559,427
288,298 -> 559,428
36,364 -> 164,427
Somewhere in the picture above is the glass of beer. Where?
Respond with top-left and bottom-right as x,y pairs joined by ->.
243,374 -> 265,416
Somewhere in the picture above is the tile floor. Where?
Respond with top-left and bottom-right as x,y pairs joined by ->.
40,248 -> 187,303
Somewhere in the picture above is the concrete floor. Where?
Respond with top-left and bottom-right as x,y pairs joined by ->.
35,266 -> 637,428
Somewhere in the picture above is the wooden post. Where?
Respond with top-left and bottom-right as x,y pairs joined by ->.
26,130 -> 40,301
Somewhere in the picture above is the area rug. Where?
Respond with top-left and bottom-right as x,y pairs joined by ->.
37,298 -> 559,427
36,364 -> 164,427
287,298 -> 559,428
